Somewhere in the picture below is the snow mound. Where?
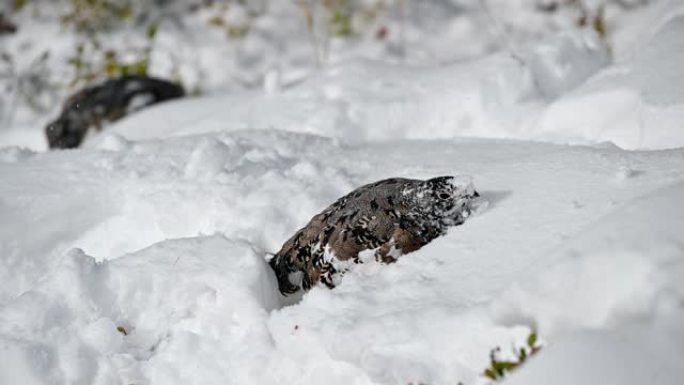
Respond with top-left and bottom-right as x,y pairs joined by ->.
506,324 -> 684,385
494,181 -> 684,384
0,235 -> 280,385
523,30 -> 609,98
0,131 -> 355,303
495,181 -> 684,332
104,32 -> 603,145
1,132 -> 684,384
98,12 -> 684,151
536,13 -> 684,149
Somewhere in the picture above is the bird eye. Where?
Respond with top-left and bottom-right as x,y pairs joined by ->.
438,193 -> 451,200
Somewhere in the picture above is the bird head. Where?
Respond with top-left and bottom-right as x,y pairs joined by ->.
421,176 -> 480,226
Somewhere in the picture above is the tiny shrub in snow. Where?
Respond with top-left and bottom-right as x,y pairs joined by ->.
483,332 -> 541,381
203,1 -> 258,40
67,19 -> 159,87
326,0 -> 353,37
12,0 -> 28,11
61,0 -> 133,33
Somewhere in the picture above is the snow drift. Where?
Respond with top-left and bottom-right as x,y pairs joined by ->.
2,130 -> 684,384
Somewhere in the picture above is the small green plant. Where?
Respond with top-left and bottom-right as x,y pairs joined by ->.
578,5 -> 607,41
207,14 -> 250,39
204,2 -> 252,40
67,19 -> 159,88
13,0 -> 28,12
298,0 -> 392,65
104,20 -> 158,77
68,43 -> 96,85
103,50 -> 148,77
326,0 -> 353,37
61,0 -> 133,33
483,332 -> 541,381
536,1 -> 609,42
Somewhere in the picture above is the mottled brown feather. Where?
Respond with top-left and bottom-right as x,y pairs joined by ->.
269,176 -> 479,295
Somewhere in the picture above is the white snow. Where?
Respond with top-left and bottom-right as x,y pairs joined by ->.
2,0 -> 684,384
535,10 -> 684,149
2,132 -> 684,384
89,7 -> 684,150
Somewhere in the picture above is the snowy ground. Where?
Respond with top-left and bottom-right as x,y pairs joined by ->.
2,1 -> 684,384
2,132 -> 684,384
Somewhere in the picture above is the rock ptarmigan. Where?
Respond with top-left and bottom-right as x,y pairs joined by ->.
269,176 -> 481,295
45,75 -> 185,149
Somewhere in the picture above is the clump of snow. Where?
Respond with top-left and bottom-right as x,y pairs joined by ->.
446,174 -> 475,193
94,133 -> 131,152
523,29 -> 610,98
0,146 -> 34,163
615,165 -> 638,180
263,68 -> 283,94
0,236 -> 281,385
494,181 -> 684,334
535,11 -> 684,149
183,137 -> 235,179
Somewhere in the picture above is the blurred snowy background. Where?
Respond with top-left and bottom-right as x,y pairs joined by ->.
2,0 -> 682,149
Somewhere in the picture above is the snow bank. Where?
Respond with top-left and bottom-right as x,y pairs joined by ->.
0,236 -> 280,385
497,178 -> 684,327
2,131 -> 684,384
100,6 -> 684,151
535,11 -> 684,149
103,27 -> 610,145
102,55 -> 532,141
0,131 -> 354,302
506,322 -> 684,385
4,1 -> 683,151
498,181 -> 684,384
523,30 -> 609,98
1,0 -> 612,138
